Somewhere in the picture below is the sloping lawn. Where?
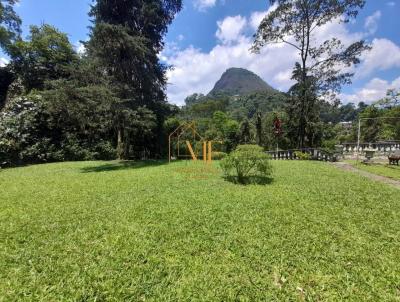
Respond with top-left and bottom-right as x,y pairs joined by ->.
347,161 -> 400,181
1,160 -> 400,301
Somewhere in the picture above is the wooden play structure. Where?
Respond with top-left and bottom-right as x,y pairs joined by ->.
168,122 -> 214,163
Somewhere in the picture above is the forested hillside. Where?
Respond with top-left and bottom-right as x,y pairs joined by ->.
174,68 -> 399,153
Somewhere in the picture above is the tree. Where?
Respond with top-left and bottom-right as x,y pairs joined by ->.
0,94 -> 54,166
0,0 -> 21,53
114,106 -> 157,159
220,145 -> 273,184
239,119 -> 253,144
375,89 -> 400,109
88,0 -> 182,159
359,106 -> 381,143
253,0 -> 369,147
255,111 -> 263,146
286,65 -> 321,147
209,111 -> 239,152
0,66 -> 13,108
184,93 -> 206,106
263,111 -> 291,150
10,24 -> 78,91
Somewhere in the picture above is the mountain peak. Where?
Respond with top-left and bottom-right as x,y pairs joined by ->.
208,68 -> 275,96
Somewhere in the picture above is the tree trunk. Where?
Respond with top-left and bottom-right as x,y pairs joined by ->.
117,128 -> 124,160
256,112 -> 263,146
123,130 -> 130,159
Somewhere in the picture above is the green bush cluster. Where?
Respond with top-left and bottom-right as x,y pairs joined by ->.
220,144 -> 273,184
212,151 -> 227,160
0,94 -> 116,167
294,151 -> 311,160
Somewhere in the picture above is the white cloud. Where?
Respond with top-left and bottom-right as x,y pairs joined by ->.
216,15 -> 247,44
164,8 -> 400,105
0,57 -> 9,67
387,1 -> 396,6
249,4 -> 277,30
177,34 -> 185,41
249,11 -> 266,31
74,41 -> 86,55
193,0 -> 217,11
165,35 -> 297,104
364,11 -> 381,35
356,38 -> 400,78
341,77 -> 400,104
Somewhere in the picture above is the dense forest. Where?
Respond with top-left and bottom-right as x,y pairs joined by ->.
172,68 -> 400,153
0,0 -> 182,166
0,0 -> 399,167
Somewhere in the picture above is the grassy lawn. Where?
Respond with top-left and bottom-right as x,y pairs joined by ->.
1,160 -> 400,301
347,160 -> 400,181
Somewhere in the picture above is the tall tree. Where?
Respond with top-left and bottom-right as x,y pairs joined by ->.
255,111 -> 263,146
0,0 -> 20,104
252,0 -> 369,147
10,24 -> 78,91
0,66 -> 13,108
0,0 -> 21,53
239,119 -> 252,144
88,0 -> 182,159
375,89 -> 400,109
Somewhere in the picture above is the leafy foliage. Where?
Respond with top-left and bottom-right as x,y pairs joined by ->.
0,95 -> 54,166
87,0 -> 182,159
358,104 -> 400,142
220,144 -> 273,184
0,66 -> 13,108
0,0 -> 21,53
374,89 -> 400,109
294,151 -> 311,160
0,1 -> 182,165
211,151 -> 227,160
253,0 -> 370,148
9,24 -> 78,91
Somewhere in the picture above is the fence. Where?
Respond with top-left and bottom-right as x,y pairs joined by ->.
266,148 -> 337,162
342,141 -> 400,154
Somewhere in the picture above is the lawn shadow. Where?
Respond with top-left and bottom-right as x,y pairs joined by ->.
223,176 -> 274,185
80,160 -> 167,173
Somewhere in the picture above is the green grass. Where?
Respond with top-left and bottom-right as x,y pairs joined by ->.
347,160 -> 400,181
1,160 -> 400,301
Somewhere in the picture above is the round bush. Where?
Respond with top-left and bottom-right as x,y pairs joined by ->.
220,145 -> 273,184
212,151 -> 227,160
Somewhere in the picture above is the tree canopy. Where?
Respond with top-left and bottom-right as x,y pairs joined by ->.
0,0 -> 21,53
9,24 -> 78,92
253,0 -> 370,147
0,0 -> 182,166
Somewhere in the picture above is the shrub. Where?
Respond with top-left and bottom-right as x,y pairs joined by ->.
294,151 -> 311,160
212,151 -> 227,160
321,139 -> 336,151
220,145 -> 273,184
92,141 -> 117,160
0,95 -> 51,166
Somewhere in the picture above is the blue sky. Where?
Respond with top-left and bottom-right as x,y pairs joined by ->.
2,0 -> 400,105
